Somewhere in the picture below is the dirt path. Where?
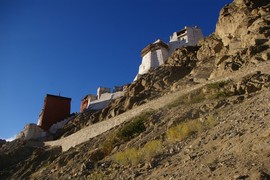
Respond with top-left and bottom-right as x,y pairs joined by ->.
45,61 -> 270,152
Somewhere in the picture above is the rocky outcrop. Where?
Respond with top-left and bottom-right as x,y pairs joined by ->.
233,72 -> 270,94
212,0 -> 270,77
187,0 -> 270,80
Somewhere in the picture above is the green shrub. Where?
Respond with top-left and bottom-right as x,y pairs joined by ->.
117,111 -> 154,140
100,111 -> 154,156
206,80 -> 230,89
117,117 -> 145,140
205,80 -> 232,99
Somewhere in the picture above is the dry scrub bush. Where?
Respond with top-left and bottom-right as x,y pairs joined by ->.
88,170 -> 106,180
113,148 -> 142,166
113,140 -> 163,166
167,115 -> 217,143
141,140 -> 163,162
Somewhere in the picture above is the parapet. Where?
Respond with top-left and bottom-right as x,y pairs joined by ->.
97,87 -> 111,99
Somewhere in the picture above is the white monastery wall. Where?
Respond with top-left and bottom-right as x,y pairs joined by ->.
135,26 -> 203,81
88,91 -> 125,111
139,51 -> 152,74
49,116 -> 75,134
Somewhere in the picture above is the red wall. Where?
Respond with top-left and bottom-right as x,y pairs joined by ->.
39,94 -> 71,130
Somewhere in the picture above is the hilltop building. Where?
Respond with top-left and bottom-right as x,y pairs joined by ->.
138,39 -> 169,76
80,94 -> 98,112
134,26 -> 203,80
80,86 -> 126,112
37,94 -> 71,130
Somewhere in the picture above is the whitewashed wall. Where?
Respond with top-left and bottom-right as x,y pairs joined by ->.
134,26 -> 204,81
138,47 -> 168,75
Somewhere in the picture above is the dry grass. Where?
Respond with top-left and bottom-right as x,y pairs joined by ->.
113,140 -> 163,166
141,140 -> 163,162
87,170 -> 106,180
113,148 -> 142,166
166,115 -> 217,143
167,89 -> 205,108
167,80 -> 232,109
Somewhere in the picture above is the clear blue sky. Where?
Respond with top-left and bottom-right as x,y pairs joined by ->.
0,0 -> 232,140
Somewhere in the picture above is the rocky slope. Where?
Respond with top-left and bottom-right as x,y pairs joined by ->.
0,0 -> 270,179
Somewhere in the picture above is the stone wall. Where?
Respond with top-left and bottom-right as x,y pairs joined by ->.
45,61 -> 270,152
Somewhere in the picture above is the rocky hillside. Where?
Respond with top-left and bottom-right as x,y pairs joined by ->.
0,0 -> 270,179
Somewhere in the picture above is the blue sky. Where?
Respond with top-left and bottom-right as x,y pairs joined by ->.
0,0 -> 232,140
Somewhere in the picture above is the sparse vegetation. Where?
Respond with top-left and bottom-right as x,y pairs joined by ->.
117,110 -> 155,141
167,88 -> 205,108
117,115 -> 146,140
166,115 -> 217,143
206,80 -> 231,89
87,170 -> 106,180
113,140 -> 163,166
167,80 -> 232,109
205,80 -> 232,99
141,140 -> 163,162
113,147 -> 142,166
100,111 -> 154,156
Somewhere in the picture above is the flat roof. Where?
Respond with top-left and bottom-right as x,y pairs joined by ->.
46,94 -> 72,100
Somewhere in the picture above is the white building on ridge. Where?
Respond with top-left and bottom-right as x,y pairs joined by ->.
80,86 -> 126,112
138,39 -> 169,75
134,26 -> 203,81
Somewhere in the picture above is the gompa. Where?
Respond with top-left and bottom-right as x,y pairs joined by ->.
134,26 -> 203,80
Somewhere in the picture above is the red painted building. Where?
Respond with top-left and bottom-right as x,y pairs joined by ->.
37,94 -> 71,131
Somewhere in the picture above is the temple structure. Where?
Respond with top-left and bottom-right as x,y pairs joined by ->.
80,94 -> 98,112
37,94 -> 71,130
80,86 -> 126,112
134,26 -> 203,80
